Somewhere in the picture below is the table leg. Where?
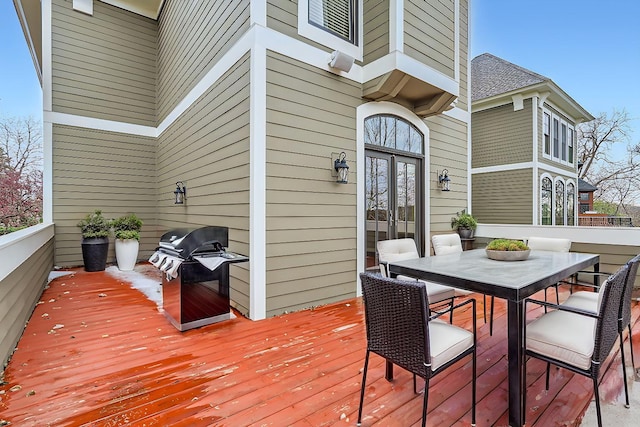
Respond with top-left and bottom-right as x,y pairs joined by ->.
385,360 -> 393,381
507,299 -> 525,427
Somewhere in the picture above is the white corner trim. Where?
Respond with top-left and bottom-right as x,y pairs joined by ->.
72,0 -> 93,15
250,0 -> 266,27
389,0 -> 404,53
43,121 -> 53,223
0,223 -> 54,283
249,44 -> 267,321
46,111 -> 156,137
532,96 -> 539,225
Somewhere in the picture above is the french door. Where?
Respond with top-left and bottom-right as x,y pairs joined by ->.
365,150 -> 423,268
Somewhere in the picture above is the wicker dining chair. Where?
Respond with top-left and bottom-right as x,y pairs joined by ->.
357,272 -> 477,427
561,253 -> 640,408
524,262 -> 629,427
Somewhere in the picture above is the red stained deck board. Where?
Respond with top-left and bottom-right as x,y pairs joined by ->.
0,268 -> 638,426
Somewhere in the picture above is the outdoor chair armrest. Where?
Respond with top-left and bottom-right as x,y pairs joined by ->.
525,298 -> 599,319
429,297 -> 476,322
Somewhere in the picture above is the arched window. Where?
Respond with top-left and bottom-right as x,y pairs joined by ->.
541,177 -> 552,225
555,180 -> 565,225
567,182 -> 575,226
364,115 -> 423,154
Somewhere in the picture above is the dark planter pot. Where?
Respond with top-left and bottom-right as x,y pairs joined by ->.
458,227 -> 475,239
81,237 -> 109,272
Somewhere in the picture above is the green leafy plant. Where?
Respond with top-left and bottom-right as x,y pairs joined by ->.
486,239 -> 529,251
77,210 -> 111,239
111,213 -> 143,241
450,210 -> 478,230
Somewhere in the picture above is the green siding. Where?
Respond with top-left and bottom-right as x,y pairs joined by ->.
472,170 -> 533,224
157,0 -> 250,123
426,114 -> 469,231
363,0 -> 389,63
52,125 -> 157,267
457,1 -> 469,111
265,51 -> 362,317
51,0 -> 157,126
404,0 -> 455,78
0,238 -> 53,366
572,243 -> 640,289
472,100 -> 533,168
156,54 -> 251,316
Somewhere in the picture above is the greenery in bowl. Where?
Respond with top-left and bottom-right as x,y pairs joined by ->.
486,239 -> 529,251
77,209 -> 111,239
451,210 -> 478,230
111,213 -> 143,241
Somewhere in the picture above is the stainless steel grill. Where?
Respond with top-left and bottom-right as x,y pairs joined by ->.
149,226 -> 248,331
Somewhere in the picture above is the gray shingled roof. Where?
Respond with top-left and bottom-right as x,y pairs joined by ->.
578,178 -> 598,192
471,53 -> 550,102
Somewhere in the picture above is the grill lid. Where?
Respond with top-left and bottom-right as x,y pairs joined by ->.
158,226 -> 229,259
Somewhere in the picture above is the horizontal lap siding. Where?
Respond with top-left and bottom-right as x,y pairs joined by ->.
52,126 -> 157,267
156,55 -> 251,316
51,0 -> 156,126
364,0 -> 389,63
426,115 -> 468,231
404,0 -> 455,78
0,239 -> 53,366
157,0 -> 250,123
472,170 -> 533,224
457,1 -> 469,110
472,100 -> 533,168
266,52 -> 362,317
267,1 -> 331,54
571,243 -> 640,289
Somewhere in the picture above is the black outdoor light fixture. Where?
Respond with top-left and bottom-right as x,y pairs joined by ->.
174,181 -> 186,204
438,169 -> 451,191
334,152 -> 349,184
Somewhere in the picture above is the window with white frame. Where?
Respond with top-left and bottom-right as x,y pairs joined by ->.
541,176 -> 552,225
555,179 -> 565,225
299,0 -> 362,60
567,182 -> 575,226
542,109 -> 576,165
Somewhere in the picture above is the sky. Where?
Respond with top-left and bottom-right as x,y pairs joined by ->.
0,0 -> 638,146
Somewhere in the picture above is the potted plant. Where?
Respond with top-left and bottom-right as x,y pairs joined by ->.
450,210 -> 478,238
77,209 -> 111,272
112,213 -> 143,271
485,238 -> 530,261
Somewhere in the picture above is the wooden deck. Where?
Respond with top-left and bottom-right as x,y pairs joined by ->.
1,265 -> 638,426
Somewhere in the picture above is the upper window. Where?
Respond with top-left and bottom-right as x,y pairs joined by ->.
309,0 -> 357,44
542,109 -> 575,166
299,1 -> 363,61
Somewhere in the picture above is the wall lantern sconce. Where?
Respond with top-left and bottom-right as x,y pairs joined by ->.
333,152 -> 350,184
174,181 -> 186,204
438,169 -> 451,192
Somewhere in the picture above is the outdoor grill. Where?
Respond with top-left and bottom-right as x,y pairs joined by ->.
149,226 -> 248,331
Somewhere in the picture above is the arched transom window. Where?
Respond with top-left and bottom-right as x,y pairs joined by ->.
364,115 -> 423,154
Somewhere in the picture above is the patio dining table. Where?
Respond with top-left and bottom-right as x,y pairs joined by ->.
388,248 -> 599,427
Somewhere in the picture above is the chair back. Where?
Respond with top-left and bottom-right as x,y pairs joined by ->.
359,272 -> 431,379
620,254 -> 640,329
431,233 -> 463,256
377,239 -> 420,276
526,237 -> 571,252
593,263 -> 629,367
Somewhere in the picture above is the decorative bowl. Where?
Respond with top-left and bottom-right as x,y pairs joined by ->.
485,249 -> 531,261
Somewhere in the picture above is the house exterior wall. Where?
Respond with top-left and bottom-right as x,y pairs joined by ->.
472,169 -> 533,224
472,100 -> 533,168
52,125 -> 157,266
404,0 -> 455,78
265,51 -> 362,317
51,0 -> 156,126
426,114 -> 469,232
363,0 -> 390,63
156,0 -> 250,123
156,54 -> 252,315
537,103 -> 578,174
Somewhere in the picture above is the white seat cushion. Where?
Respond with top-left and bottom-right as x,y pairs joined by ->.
526,309 -> 596,370
431,234 -> 463,256
562,291 -> 598,313
429,319 -> 474,371
397,276 -> 456,302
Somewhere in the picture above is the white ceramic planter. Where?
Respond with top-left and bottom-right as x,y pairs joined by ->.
115,239 -> 139,271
